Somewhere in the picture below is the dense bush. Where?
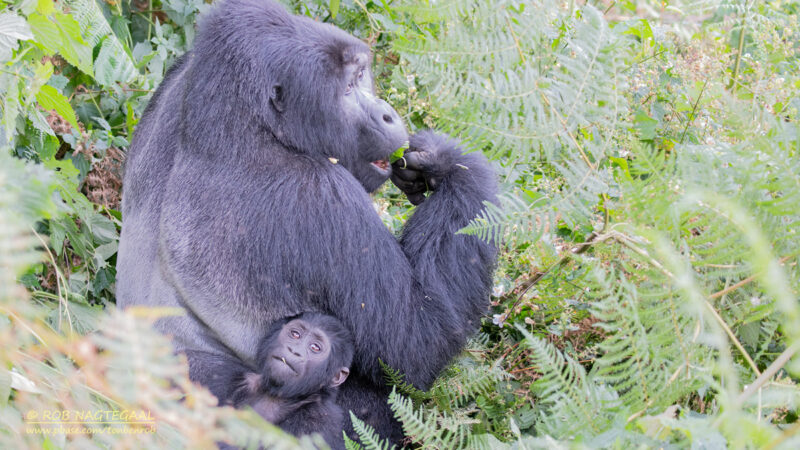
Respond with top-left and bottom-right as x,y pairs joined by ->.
1,0 -> 799,448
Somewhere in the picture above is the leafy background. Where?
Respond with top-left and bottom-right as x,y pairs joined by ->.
1,0 -> 799,448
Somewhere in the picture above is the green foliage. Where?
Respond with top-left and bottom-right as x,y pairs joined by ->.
379,0 -> 800,447
2,0 -> 800,448
348,412 -> 395,450
0,151 -> 305,448
368,340 -> 516,447
394,0 -> 633,244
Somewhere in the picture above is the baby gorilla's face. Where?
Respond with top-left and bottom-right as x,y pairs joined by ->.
267,319 -> 331,384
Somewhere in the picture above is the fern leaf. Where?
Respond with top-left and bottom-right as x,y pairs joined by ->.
348,412 -> 395,450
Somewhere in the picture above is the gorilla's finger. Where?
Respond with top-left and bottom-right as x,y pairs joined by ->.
401,151 -> 434,172
391,177 -> 427,195
408,192 -> 426,205
391,166 -> 424,182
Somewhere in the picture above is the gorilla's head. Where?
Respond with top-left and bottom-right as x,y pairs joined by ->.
186,0 -> 407,192
255,312 -> 354,399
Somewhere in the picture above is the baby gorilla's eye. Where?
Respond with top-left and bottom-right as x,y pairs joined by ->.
310,342 -> 321,353
357,69 -> 365,81
345,82 -> 354,95
290,329 -> 301,339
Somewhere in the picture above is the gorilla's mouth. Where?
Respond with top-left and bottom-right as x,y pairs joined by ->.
370,159 -> 390,173
273,355 -> 297,374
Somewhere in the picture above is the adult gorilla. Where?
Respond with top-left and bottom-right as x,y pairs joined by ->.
117,0 -> 498,439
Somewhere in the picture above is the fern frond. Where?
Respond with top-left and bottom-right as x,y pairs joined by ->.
65,0 -> 137,85
380,359 -> 430,403
403,0 -> 634,244
429,364 -> 508,409
388,388 -> 475,449
590,265 -> 703,415
343,433 -> 364,450
348,412 -> 395,450
517,327 -> 611,439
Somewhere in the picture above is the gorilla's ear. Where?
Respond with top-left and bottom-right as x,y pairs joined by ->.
331,367 -> 350,387
270,84 -> 285,113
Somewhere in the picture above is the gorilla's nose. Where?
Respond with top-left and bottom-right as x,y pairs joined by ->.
376,100 -> 400,126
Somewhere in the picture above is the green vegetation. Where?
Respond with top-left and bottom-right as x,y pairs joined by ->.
2,0 -> 799,448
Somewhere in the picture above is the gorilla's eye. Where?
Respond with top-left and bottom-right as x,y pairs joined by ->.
345,82 -> 354,95
310,342 -> 321,353
290,329 -> 301,339
357,69 -> 365,81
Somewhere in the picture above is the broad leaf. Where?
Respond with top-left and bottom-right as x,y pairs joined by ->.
0,12 -> 33,62
27,12 -> 93,75
36,85 -> 79,131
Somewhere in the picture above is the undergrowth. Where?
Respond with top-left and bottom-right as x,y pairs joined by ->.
2,0 -> 799,448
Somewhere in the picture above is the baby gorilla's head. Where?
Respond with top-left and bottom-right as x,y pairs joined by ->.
255,312 -> 354,399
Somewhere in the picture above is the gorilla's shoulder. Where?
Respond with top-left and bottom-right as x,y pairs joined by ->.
286,160 -> 374,207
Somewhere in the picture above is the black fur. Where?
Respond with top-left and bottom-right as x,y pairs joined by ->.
188,313 -> 352,449
190,353 -> 347,449
116,0 -> 498,441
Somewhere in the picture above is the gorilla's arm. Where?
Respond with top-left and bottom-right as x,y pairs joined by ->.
278,399 -> 346,450
398,131 -> 499,330
305,132 -> 497,390
184,350 -> 255,407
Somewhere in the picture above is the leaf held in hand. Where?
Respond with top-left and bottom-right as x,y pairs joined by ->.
390,141 -> 409,163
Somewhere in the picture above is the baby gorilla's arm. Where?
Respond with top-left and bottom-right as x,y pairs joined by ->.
245,389 -> 322,425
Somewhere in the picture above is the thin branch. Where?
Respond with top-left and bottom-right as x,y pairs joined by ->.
703,297 -> 760,377
611,232 -> 762,377
709,255 -> 793,299
679,80 -> 708,144
503,11 -> 526,63
31,227 -> 73,335
727,2 -> 749,92
539,92 -> 596,170
734,342 -> 800,408
505,231 -> 604,316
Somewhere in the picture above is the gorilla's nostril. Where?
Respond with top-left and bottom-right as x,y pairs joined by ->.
382,114 -> 393,123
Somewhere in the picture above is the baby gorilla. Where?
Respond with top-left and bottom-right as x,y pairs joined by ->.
196,313 -> 353,449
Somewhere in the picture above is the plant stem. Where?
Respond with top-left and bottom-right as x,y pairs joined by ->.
735,342 -> 800,408
728,1 -> 749,92
506,231 -> 604,316
680,80 -> 707,144
504,11 -> 526,63
703,297 -> 761,377
709,255 -> 793,300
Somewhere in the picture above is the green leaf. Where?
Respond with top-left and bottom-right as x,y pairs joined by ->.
2,75 -> 20,143
622,19 -> 653,43
43,153 -> 80,180
63,0 -> 137,86
126,101 -> 137,137
37,0 -> 55,15
27,12 -> 93,75
86,213 -> 118,244
36,85 -> 79,131
0,11 -> 34,62
94,241 -> 118,264
94,36 -> 137,86
609,156 -> 632,181
389,141 -> 409,163
634,109 -> 657,141
330,0 -> 341,19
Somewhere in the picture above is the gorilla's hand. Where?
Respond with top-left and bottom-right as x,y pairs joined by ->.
390,131 -> 462,205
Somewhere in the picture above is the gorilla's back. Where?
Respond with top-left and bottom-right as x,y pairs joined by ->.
116,56 -> 191,309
